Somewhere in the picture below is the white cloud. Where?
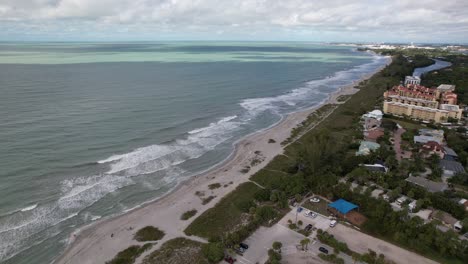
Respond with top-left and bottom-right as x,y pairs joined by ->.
0,0 -> 467,42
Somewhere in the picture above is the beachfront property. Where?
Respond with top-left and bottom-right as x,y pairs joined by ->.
361,109 -> 383,131
356,141 -> 380,156
383,82 -> 463,123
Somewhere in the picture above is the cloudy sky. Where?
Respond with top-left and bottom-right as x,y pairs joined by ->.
1,0 -> 468,43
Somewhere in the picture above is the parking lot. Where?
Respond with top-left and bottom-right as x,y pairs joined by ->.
280,207 -> 333,232
234,208 -> 335,264
237,224 -> 304,264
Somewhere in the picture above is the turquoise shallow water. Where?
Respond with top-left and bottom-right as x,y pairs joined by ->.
0,42 -> 389,263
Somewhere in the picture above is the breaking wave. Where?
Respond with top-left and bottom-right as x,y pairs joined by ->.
0,52 -> 391,263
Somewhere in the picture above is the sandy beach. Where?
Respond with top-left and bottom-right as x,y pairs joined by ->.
55,59 -> 390,264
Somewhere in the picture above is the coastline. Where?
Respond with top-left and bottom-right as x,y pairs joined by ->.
55,56 -> 391,264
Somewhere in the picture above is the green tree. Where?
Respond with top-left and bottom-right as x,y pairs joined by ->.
300,238 -> 310,251
272,241 -> 282,253
201,242 -> 224,263
295,194 -> 302,203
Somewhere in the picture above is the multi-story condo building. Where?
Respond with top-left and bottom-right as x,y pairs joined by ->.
383,81 -> 463,123
404,76 -> 421,86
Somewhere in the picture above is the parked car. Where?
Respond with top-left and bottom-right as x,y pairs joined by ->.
329,220 -> 337,227
305,211 -> 317,218
224,256 -> 236,263
310,197 -> 320,203
382,194 -> 390,201
304,224 -> 313,231
239,243 -> 249,250
303,209 -> 311,216
319,247 -> 329,254
297,207 -> 303,213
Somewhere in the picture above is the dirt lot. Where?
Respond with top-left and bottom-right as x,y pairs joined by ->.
328,224 -> 438,264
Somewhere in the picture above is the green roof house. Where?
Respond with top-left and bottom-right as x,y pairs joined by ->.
356,141 -> 380,156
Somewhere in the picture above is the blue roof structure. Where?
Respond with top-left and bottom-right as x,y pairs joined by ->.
328,199 -> 358,214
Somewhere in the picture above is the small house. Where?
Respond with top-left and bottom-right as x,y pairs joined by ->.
443,147 -> 458,161
439,160 -> 465,177
420,141 -> 444,159
356,141 -> 380,156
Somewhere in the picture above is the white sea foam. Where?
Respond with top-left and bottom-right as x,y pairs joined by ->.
240,54 -> 389,116
20,204 -> 38,212
102,115 -> 242,176
0,52 -> 392,263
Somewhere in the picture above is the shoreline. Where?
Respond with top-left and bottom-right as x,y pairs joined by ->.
55,56 -> 391,264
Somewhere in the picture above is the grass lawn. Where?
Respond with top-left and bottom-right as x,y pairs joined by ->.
142,237 -> 209,264
383,117 -> 424,130
184,182 -> 261,239
302,198 -> 330,216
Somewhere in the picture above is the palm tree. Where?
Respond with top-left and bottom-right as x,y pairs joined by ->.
300,238 -> 310,251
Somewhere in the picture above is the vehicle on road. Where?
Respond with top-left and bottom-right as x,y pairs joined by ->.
310,197 -> 320,203
330,220 -> 337,227
319,247 -> 329,254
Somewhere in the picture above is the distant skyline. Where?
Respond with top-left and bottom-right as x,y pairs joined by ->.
1,0 -> 468,43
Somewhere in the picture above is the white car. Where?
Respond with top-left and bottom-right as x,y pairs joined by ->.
329,220 -> 337,227
305,211 -> 316,218
303,209 -> 311,216
310,197 -> 320,203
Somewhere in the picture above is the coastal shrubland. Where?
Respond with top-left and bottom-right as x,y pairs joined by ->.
134,226 -> 165,242
106,243 -> 153,264
142,237 -> 210,264
185,182 -> 262,239
181,209 -> 198,220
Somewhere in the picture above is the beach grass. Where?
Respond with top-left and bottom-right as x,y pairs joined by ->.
208,183 -> 221,190
142,237 -> 209,264
181,209 -> 198,220
106,243 -> 153,264
184,182 -> 261,239
201,195 -> 216,205
134,226 -> 165,242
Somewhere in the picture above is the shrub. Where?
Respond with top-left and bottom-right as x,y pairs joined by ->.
208,183 -> 221,190
201,242 -> 224,263
106,243 -> 152,264
134,226 -> 165,242
181,209 -> 198,220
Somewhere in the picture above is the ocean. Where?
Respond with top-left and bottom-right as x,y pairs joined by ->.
0,42 -> 389,263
